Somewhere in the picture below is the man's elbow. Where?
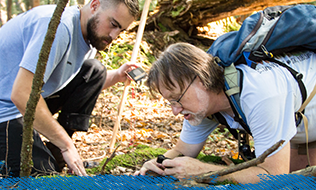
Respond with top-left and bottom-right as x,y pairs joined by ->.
11,87 -> 26,112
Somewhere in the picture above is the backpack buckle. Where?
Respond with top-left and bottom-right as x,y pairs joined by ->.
260,45 -> 273,59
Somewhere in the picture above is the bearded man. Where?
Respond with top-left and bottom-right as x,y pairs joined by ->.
0,0 -> 139,177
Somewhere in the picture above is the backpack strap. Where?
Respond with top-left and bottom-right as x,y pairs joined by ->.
209,113 -> 256,160
295,82 -> 316,167
253,45 -> 307,105
215,57 -> 252,135
210,113 -> 238,139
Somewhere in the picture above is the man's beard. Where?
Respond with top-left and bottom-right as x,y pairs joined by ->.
181,88 -> 210,126
182,110 -> 206,126
87,14 -> 112,50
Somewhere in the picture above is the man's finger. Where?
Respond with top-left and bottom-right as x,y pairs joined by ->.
133,171 -> 140,176
162,159 -> 175,168
72,161 -> 87,176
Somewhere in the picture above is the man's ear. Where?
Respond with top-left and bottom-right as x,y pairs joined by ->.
90,0 -> 100,14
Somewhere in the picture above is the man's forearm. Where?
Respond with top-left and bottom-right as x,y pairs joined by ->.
215,165 -> 270,184
11,67 -> 73,150
32,96 -> 74,151
102,70 -> 119,90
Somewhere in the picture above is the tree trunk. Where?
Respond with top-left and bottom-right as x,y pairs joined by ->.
6,0 -> 12,21
19,0 -> 69,177
145,0 -> 316,37
0,0 -> 3,26
32,0 -> 39,7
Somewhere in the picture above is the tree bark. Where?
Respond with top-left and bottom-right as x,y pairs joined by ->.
19,0 -> 69,177
32,0 -> 39,7
145,0 -> 316,36
0,0 -> 3,26
290,165 -> 316,177
6,0 -> 12,21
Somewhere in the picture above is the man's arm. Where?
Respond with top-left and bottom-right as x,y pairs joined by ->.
162,141 -> 290,184
102,62 -> 140,90
11,67 -> 86,176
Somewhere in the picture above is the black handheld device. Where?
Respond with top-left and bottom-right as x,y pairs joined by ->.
126,67 -> 147,82
156,155 -> 169,164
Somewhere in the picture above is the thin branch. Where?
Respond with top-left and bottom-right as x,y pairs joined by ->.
291,165 -> 316,177
194,140 -> 285,183
100,144 -> 121,175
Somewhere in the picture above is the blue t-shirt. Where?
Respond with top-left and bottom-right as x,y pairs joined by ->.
0,5 -> 96,123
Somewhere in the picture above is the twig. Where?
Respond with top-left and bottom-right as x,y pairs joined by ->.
100,144 -> 121,175
221,155 -> 234,166
109,0 -> 151,152
291,165 -> 316,177
194,140 -> 285,183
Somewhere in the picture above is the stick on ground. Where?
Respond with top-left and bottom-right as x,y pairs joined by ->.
101,144 -> 121,175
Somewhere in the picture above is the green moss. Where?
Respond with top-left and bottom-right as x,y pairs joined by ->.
87,144 -> 167,174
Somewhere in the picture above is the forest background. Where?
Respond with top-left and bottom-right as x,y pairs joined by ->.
1,0 -> 316,178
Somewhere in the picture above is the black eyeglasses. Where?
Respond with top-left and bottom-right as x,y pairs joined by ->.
168,76 -> 197,108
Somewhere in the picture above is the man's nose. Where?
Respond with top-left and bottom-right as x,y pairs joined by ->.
171,106 -> 183,116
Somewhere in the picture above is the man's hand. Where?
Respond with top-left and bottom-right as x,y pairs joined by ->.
133,159 -> 165,176
162,156 -> 212,179
102,62 -> 141,89
116,62 -> 141,83
61,145 -> 87,176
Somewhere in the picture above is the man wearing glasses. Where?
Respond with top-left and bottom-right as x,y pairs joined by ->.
134,42 -> 316,184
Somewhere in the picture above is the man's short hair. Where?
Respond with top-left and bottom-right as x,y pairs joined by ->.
146,42 -> 225,98
100,0 -> 140,18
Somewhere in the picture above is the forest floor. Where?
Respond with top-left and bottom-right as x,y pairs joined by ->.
73,83 -> 240,175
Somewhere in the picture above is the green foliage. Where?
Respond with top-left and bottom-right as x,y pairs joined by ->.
139,0 -> 158,12
171,6 -> 185,17
100,42 -> 134,70
224,17 -> 241,33
305,1 -> 316,5
141,51 -> 156,65
158,23 -> 168,32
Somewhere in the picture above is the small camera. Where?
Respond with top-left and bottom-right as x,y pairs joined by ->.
126,67 -> 147,82
156,155 -> 169,164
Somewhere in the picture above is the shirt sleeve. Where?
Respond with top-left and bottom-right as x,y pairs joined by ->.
180,118 -> 218,144
20,18 -> 70,83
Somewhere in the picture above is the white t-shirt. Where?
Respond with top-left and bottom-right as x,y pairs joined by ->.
180,51 -> 316,157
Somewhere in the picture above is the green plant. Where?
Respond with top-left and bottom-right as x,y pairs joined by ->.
100,42 -> 134,70
224,17 -> 241,33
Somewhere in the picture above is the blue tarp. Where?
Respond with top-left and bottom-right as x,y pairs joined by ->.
0,174 -> 315,189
